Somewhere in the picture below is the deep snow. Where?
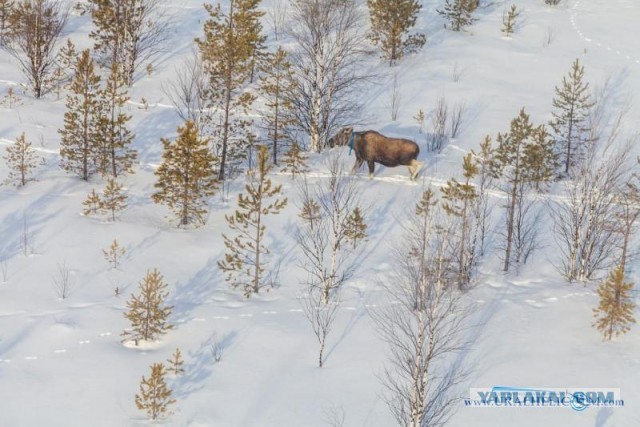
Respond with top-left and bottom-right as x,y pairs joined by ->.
1,0 -> 639,426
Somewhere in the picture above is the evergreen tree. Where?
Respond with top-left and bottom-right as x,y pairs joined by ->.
166,347 -> 185,375
51,38 -> 77,99
152,120 -> 218,226
3,132 -> 40,187
82,188 -> 102,215
344,207 -> 367,249
441,152 -> 479,288
593,266 -> 636,341
122,268 -> 173,345
103,238 -> 125,269
438,0 -> 477,32
59,49 -> 102,181
367,0 -> 426,65
490,108 -> 555,272
524,125 -> 558,191
218,146 -> 287,298
88,0 -> 166,86
135,363 -> 176,421
280,142 -> 309,179
97,63 -> 136,178
259,47 -> 295,165
100,177 -> 127,221
299,198 -> 321,226
501,4 -> 519,36
195,0 -> 266,180
550,59 -> 594,175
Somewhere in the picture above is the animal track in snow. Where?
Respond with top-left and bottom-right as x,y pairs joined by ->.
569,0 -> 640,66
262,311 -> 277,315
53,349 -> 67,354
24,356 -> 38,360
98,332 -> 112,337
79,340 -> 91,345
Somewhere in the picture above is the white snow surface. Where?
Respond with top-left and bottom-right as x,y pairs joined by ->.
1,0 -> 639,426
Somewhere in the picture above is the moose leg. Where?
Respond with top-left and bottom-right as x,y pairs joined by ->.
367,161 -> 375,178
352,158 -> 364,174
408,160 -> 422,181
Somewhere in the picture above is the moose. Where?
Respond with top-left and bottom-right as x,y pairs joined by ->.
328,128 -> 422,180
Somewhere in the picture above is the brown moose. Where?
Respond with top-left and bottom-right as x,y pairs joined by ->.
328,128 -> 422,180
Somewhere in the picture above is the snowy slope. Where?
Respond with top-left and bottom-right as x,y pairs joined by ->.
1,1 -> 639,426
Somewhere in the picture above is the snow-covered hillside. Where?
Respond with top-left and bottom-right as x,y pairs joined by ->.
1,1 -> 639,426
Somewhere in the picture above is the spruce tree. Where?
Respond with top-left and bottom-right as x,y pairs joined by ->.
593,266 -> 636,341
152,120 -> 218,226
59,49 -> 102,181
122,268 -> 173,345
195,0 -> 265,181
166,347 -> 185,375
299,198 -> 321,226
259,47 -> 295,165
97,63 -> 136,178
441,152 -> 479,288
367,0 -> 426,65
3,132 -> 40,187
280,142 -> 308,179
103,238 -> 125,269
550,59 -> 594,175
345,207 -> 367,249
135,363 -> 176,421
82,188 -> 102,215
438,0 -> 477,32
100,177 -> 127,221
218,146 -> 287,298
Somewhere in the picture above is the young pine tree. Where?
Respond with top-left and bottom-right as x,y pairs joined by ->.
550,59 -> 594,175
100,177 -> 127,221
135,363 -> 176,421
593,266 -> 636,341
501,4 -> 519,36
490,108 -> 555,272
280,142 -> 309,179
152,120 -> 218,227
344,207 -> 367,249
367,0 -> 426,65
96,63 -> 136,178
3,132 -> 40,187
82,188 -> 102,215
59,49 -> 103,181
195,0 -> 266,181
218,146 -> 288,298
441,152 -> 479,288
166,347 -> 185,375
259,47 -> 295,165
438,0 -> 477,32
103,238 -> 125,269
122,269 -> 173,345
52,38 -> 77,99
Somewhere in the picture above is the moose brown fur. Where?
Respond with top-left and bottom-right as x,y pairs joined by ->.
328,128 -> 422,180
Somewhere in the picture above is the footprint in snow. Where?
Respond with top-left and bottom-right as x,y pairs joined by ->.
24,356 -> 38,360
213,316 -> 229,320
54,349 -> 67,354
288,308 -> 303,313
239,314 -> 253,318
543,297 -> 558,303
262,311 -> 277,315
192,318 -> 206,322
99,332 -> 111,337
79,340 -> 91,345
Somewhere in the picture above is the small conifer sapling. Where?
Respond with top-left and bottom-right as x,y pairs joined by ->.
122,269 -> 174,345
135,363 -> 176,421
593,266 -> 636,341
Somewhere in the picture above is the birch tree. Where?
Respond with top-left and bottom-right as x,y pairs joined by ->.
286,0 -> 371,152
4,0 -> 68,98
372,188 -> 467,427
